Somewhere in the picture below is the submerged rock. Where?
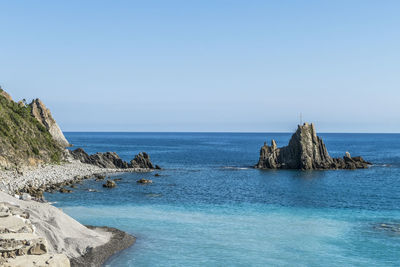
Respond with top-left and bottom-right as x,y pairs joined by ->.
255,123 -> 371,170
70,148 -> 159,169
137,179 -> 152,184
59,188 -> 72,193
374,223 -> 400,234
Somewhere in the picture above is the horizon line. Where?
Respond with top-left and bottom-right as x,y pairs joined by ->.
63,130 -> 400,134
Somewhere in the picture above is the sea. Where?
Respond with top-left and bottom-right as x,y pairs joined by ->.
45,132 -> 400,266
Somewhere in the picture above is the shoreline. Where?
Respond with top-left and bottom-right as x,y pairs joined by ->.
0,161 -> 146,266
70,226 -> 136,267
0,160 -> 151,198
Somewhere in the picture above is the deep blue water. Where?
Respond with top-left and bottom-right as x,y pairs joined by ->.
46,132 -> 400,266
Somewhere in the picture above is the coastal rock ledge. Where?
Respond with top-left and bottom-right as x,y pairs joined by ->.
255,123 -> 371,170
70,148 -> 160,169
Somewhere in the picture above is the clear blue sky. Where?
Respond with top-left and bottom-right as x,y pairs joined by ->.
1,0 -> 399,132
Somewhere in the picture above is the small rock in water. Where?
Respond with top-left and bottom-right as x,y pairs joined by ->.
59,188 -> 72,193
103,180 -> 116,188
154,173 -> 160,177
95,174 -> 106,180
374,223 -> 400,234
113,178 -> 122,181
137,178 -> 153,184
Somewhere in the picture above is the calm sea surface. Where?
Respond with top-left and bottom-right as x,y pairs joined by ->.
46,132 -> 400,266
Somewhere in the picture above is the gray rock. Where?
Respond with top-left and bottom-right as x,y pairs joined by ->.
130,152 -> 154,169
29,99 -> 70,148
255,123 -> 371,170
70,148 -> 159,169
136,178 -> 152,184
103,180 -> 116,188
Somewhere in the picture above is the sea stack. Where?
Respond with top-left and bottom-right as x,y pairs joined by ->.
255,123 -> 371,170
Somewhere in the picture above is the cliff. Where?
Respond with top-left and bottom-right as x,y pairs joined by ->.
0,88 -> 68,169
255,123 -> 371,170
30,99 -> 70,147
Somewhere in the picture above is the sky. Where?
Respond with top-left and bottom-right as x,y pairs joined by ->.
0,0 -> 399,132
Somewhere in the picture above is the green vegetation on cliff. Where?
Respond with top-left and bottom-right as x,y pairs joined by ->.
0,92 -> 63,168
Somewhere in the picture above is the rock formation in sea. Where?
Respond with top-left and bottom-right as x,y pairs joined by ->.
70,148 -> 159,169
30,98 -> 71,148
255,123 -> 371,170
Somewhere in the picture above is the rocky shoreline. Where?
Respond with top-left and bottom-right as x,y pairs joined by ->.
0,189 -> 136,267
0,89 -> 156,266
0,160 -> 153,266
0,160 -> 152,201
70,226 -> 136,267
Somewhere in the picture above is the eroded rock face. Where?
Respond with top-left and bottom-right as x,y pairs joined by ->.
30,99 -> 70,148
255,123 -> 371,170
70,148 -> 158,169
130,152 -> 154,169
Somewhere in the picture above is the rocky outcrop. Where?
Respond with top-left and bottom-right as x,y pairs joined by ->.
0,191 -> 135,267
130,152 -> 154,169
70,148 -> 129,169
70,148 -> 159,169
30,99 -> 70,148
0,202 -> 70,267
255,123 -> 371,170
0,89 -> 64,169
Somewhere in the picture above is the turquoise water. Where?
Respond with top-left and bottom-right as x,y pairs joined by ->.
47,133 -> 400,266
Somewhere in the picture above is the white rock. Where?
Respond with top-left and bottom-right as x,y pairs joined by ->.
21,193 -> 32,201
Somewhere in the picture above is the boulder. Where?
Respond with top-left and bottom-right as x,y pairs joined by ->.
103,180 -> 116,188
137,179 -> 152,184
256,123 -> 371,170
59,188 -> 72,193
